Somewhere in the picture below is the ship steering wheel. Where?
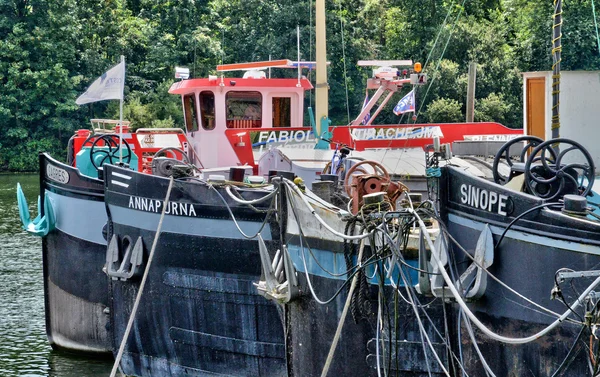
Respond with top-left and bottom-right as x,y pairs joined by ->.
524,138 -> 595,200
90,134 -> 132,170
153,147 -> 190,163
492,136 -> 554,185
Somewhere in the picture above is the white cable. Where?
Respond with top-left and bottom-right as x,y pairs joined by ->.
207,183 -> 271,239
376,295 -> 383,377
461,309 -> 496,377
283,179 -> 372,241
299,236 -> 338,305
320,239 -> 366,377
110,176 -> 175,377
410,208 -> 600,345
224,185 -> 277,205
421,204 -> 569,321
457,310 -> 466,377
397,256 -> 450,376
441,223 -> 572,322
386,260 -> 471,376
366,263 -> 379,280
420,204 -> 582,324
380,223 -> 448,376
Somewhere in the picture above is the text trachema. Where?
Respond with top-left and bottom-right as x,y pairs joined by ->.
128,196 -> 197,217
351,126 -> 443,140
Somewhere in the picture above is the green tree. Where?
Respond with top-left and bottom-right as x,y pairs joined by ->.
425,98 -> 464,123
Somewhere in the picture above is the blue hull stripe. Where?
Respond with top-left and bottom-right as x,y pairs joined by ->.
108,205 -> 272,240
287,243 -> 417,286
47,191 -> 106,245
448,213 -> 600,256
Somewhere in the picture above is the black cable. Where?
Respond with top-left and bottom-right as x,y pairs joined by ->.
351,223 -> 368,322
286,190 -> 385,304
376,227 -> 440,275
394,287 -> 400,376
376,212 -> 441,275
550,325 -> 587,377
393,243 -> 459,375
553,269 -> 585,323
495,202 -> 562,250
377,208 -> 471,374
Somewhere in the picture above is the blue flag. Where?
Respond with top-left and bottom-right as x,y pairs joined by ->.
393,89 -> 415,115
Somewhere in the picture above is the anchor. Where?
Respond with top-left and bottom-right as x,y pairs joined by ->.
418,224 -> 493,301
429,233 -> 453,298
16,183 -> 55,237
415,231 -> 432,295
105,235 -> 145,281
254,234 -> 299,303
455,224 -> 494,300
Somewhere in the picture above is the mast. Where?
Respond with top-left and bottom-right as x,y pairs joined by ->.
314,0 -> 330,149
551,0 -> 562,140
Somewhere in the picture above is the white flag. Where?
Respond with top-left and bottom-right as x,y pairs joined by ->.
76,61 -> 125,105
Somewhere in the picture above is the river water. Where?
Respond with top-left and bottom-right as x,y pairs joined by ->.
0,174 -> 113,376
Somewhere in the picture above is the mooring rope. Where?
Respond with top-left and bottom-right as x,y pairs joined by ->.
109,176 -> 175,377
551,0 -> 563,139
320,238 -> 366,377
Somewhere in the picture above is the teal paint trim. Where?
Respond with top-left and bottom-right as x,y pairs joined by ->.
314,116 -> 332,150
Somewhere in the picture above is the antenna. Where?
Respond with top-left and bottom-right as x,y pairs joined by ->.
297,25 -> 301,87
357,60 -> 413,67
358,60 -> 413,80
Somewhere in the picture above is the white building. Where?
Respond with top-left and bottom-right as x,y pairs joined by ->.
523,70 -> 600,169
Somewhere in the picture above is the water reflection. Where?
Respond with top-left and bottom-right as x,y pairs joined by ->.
0,174 -> 113,376
46,351 -> 113,377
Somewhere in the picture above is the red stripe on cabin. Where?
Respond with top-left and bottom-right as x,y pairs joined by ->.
169,78 -> 313,94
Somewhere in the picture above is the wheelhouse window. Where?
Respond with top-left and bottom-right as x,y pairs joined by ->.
226,91 -> 262,128
183,94 -> 198,132
272,97 -> 291,127
200,91 -> 215,130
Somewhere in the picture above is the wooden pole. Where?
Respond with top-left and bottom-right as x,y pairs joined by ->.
466,62 -> 476,123
314,0 -> 329,148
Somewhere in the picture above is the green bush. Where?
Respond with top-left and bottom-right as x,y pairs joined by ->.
475,93 -> 513,125
424,98 -> 464,123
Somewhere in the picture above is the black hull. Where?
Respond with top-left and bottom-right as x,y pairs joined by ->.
104,165 -> 286,377
40,153 -> 111,354
441,166 -> 600,376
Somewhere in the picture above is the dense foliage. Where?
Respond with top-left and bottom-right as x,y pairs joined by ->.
1,0 -> 599,171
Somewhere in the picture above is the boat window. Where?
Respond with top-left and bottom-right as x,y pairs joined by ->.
272,97 -> 291,127
226,91 -> 262,128
200,91 -> 216,130
183,94 -> 199,132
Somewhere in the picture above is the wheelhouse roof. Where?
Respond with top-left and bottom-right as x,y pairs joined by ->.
169,77 -> 313,95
